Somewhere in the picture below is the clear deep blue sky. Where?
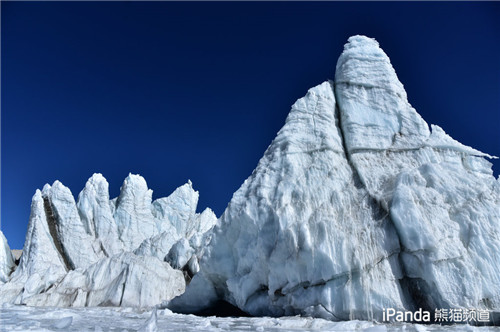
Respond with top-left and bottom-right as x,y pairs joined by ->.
2,2 -> 499,249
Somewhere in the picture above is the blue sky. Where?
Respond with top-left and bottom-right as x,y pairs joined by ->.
2,2 -> 499,249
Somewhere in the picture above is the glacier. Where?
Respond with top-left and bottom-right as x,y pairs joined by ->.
0,35 -> 499,327
170,35 -> 500,321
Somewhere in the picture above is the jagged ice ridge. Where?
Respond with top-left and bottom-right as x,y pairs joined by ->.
0,173 -> 216,307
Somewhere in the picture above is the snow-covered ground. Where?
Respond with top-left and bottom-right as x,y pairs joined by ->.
0,304 -> 498,332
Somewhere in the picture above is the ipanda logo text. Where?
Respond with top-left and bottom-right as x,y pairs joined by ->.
383,308 -> 431,322
382,308 -> 491,323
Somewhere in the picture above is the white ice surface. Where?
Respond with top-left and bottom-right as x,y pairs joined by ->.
166,238 -> 195,271
133,230 -> 181,261
165,209 -> 217,274
1,190 -> 68,304
335,36 -> 500,311
45,181 -> 104,270
176,80 -> 406,320
77,173 -> 124,256
113,174 -> 159,251
1,305 -> 498,332
23,252 -> 185,308
151,181 -> 199,238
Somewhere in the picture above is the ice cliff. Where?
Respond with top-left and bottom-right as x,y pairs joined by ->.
170,36 -> 500,320
0,174 -> 216,307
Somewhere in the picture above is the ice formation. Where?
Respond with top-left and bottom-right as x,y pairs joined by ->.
0,173 -> 216,307
171,36 -> 500,321
1,35 -> 499,323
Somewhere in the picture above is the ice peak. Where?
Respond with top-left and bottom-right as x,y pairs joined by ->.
41,184 -> 52,196
270,81 -> 343,155
200,207 -> 216,218
34,189 -> 42,199
124,173 -> 147,185
343,35 -> 380,53
335,35 -> 406,99
120,174 -> 150,196
338,35 -> 386,67
87,173 -> 107,185
81,173 -> 109,197
334,36 -> 430,152
152,182 -> 199,222
178,181 -> 198,195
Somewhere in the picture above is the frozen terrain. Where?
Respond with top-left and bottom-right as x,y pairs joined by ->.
1,304 -> 499,332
